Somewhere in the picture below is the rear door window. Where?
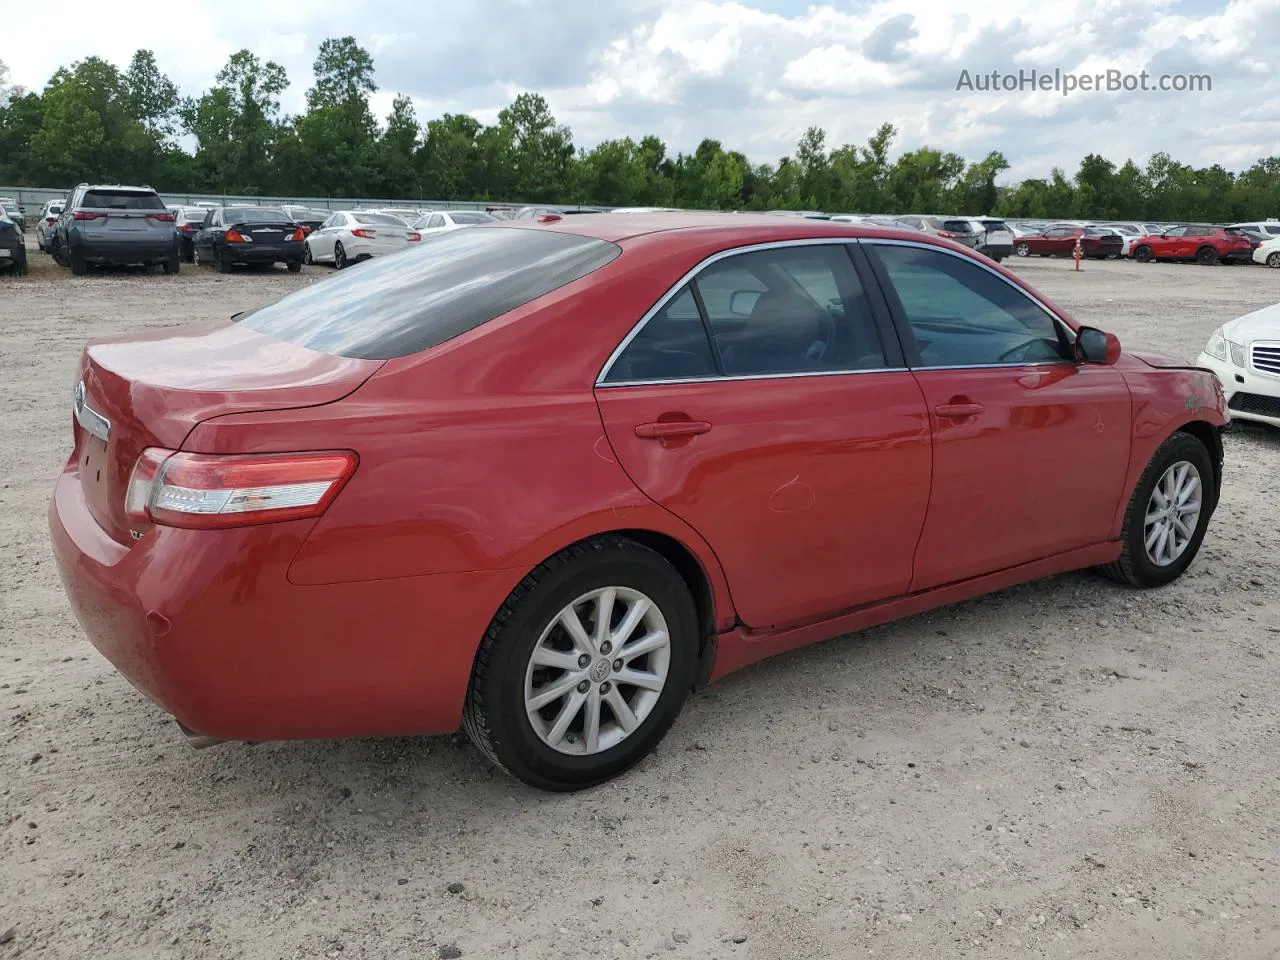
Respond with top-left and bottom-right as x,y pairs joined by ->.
602,285 -> 718,382
236,228 -> 621,360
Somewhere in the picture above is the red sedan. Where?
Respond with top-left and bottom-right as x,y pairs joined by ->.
49,214 -> 1228,790
1015,225 -> 1123,259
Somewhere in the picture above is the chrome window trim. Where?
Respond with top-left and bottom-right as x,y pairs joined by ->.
595,238 -> 876,387
601,366 -> 908,388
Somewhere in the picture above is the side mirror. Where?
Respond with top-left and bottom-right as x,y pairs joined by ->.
1076,326 -> 1121,365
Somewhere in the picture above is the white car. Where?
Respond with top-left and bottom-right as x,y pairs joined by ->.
1097,226 -> 1135,258
1229,221 -> 1280,240
1197,305 -> 1280,428
1252,236 -> 1280,268
410,209 -> 497,239
36,199 -> 65,250
361,207 -> 423,225
303,211 -> 413,269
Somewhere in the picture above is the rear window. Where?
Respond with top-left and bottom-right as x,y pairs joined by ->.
450,211 -> 494,224
978,220 -> 1009,231
353,213 -> 408,226
235,227 -> 622,360
82,189 -> 164,210
224,207 -> 290,225
941,220 -> 975,233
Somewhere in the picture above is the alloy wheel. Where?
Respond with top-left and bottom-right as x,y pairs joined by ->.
523,586 -> 671,756
1143,460 -> 1202,567
1268,252 -> 1280,269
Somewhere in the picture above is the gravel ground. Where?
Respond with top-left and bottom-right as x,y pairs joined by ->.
2,238 -> 1279,960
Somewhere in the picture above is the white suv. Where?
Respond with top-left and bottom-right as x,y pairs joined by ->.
37,199 -> 66,251
956,217 -> 1015,262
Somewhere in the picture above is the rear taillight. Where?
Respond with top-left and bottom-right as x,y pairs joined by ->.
45,217 -> 57,225
301,225 -> 313,235
351,228 -> 375,239
407,231 -> 421,241
149,212 -> 175,222
72,211 -> 102,221
224,228 -> 248,243
125,449 -> 357,530
938,230 -> 957,238
288,227 -> 305,241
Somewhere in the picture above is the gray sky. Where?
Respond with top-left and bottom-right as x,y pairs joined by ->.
6,0 -> 1276,179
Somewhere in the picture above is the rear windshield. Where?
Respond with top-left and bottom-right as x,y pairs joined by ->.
225,208 -> 290,224
353,213 -> 408,226
235,227 -> 622,360
82,189 -> 164,210
978,220 -> 1009,231
450,211 -> 495,224
941,220 -> 975,232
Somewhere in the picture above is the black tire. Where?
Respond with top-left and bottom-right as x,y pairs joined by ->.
463,535 -> 699,791
1099,431 -> 1216,588
334,241 -> 347,270
1267,252 -> 1280,269
1134,245 -> 1153,263
1015,242 -> 1030,257
286,258 -> 302,273
163,258 -> 180,275
302,244 -> 313,266
181,241 -> 194,264
215,249 -> 233,273
1195,246 -> 1219,266
69,248 -> 87,276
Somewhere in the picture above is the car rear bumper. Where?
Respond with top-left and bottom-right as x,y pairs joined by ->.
1196,350 -> 1280,427
1222,250 -> 1255,263
223,242 -> 304,263
344,238 -> 408,259
979,243 -> 1013,258
48,462 -> 519,741
72,237 -> 177,264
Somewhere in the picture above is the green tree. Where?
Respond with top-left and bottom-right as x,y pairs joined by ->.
495,93 -> 573,201
294,38 -> 380,196
379,94 -> 420,197
420,113 -> 483,199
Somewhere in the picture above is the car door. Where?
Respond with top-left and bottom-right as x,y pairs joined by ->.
595,241 -> 933,629
863,240 -> 1132,590
1154,226 -> 1186,258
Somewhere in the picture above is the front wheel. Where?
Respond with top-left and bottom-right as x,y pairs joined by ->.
302,244 -> 313,265
463,536 -> 699,791
1267,252 -> 1280,269
1100,432 -> 1215,588
1133,245 -> 1153,263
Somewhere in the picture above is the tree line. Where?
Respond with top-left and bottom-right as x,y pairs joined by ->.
1,41 -> 1277,221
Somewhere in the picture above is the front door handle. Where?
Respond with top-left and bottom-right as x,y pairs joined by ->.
634,420 -> 712,440
934,402 -> 985,418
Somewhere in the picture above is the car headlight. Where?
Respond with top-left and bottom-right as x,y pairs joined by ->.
1204,329 -> 1228,361
1229,341 -> 1246,367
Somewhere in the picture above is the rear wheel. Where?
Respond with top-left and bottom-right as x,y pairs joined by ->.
287,258 -> 302,273
1015,242 -> 1030,257
463,536 -> 699,791
1196,246 -> 1219,265
69,248 -> 87,276
215,249 -> 233,273
1100,432 -> 1214,588
302,244 -> 313,265
163,258 -> 180,275
334,241 -> 348,270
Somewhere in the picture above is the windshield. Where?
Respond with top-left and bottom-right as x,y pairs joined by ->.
235,227 -> 621,360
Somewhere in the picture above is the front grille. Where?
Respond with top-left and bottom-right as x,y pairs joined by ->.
1229,392 -> 1280,418
1251,342 -> 1280,377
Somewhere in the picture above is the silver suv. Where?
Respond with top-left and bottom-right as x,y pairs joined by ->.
53,184 -> 180,275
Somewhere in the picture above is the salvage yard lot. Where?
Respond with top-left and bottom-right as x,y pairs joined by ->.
2,245 -> 1279,960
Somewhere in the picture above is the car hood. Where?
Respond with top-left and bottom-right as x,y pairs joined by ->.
1222,303 -> 1280,343
1128,350 -> 1209,371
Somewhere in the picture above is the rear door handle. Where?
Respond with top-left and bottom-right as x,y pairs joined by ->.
934,402 -> 985,418
634,420 -> 712,440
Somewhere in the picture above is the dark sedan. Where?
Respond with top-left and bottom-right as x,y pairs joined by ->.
1015,226 -> 1123,259
194,207 -> 306,273
0,211 -> 27,276
280,206 -> 330,236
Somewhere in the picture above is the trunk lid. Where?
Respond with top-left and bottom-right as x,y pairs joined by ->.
72,319 -> 383,544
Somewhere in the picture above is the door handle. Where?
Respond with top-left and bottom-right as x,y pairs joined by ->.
634,420 -> 712,440
934,402 -> 985,418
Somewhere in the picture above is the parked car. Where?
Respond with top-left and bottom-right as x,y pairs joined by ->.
827,215 -> 918,230
193,206 -> 305,273
1228,221 -> 1280,239
36,199 -> 66,251
1094,227 -> 1131,258
515,205 -> 606,219
1131,225 -> 1253,265
410,209 -> 498,239
302,210 -> 412,268
0,209 -> 27,276
48,213 -> 1229,791
954,217 -> 1015,261
1016,225 -> 1124,259
174,207 -> 210,262
896,216 -> 981,249
607,207 -> 681,213
1252,235 -> 1280,268
279,206 -> 330,236
52,184 -> 179,275
1197,304 -> 1280,428
361,207 -> 423,225
0,199 -> 26,233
